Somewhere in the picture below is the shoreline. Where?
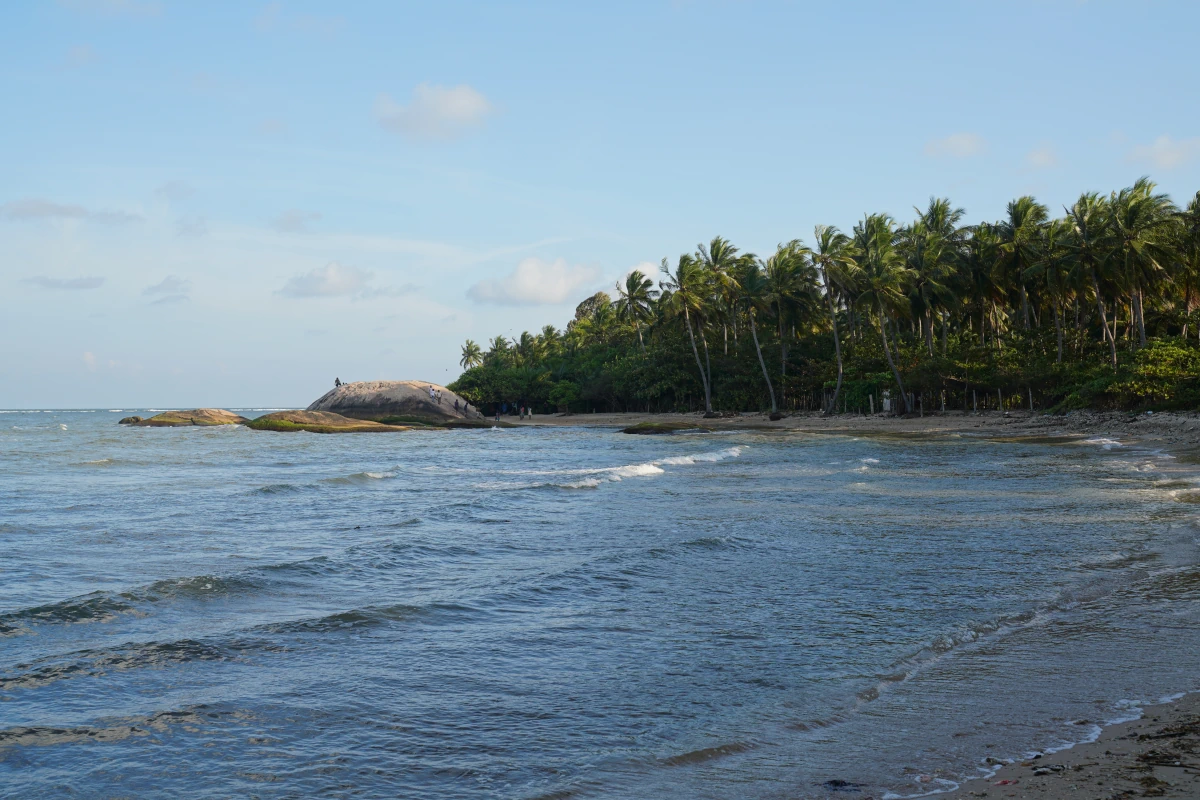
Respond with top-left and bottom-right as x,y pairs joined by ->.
509,409 -> 1200,452
936,691 -> 1200,799
518,408 -> 1200,797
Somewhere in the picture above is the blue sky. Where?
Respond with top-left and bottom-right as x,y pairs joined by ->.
2,0 -> 1199,408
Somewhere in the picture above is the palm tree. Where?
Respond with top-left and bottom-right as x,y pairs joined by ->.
811,225 -> 858,413
913,197 -> 968,353
854,213 -> 914,414
995,196 -> 1049,330
1109,177 -> 1178,347
1179,191 -> 1200,340
696,236 -> 743,354
1064,192 -> 1118,366
762,239 -> 818,393
1029,218 -> 1073,362
741,256 -> 779,413
615,270 -> 658,356
660,254 -> 715,414
459,339 -> 483,369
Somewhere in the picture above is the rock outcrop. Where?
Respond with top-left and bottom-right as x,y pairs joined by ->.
246,410 -> 409,434
118,416 -> 143,425
307,380 -> 485,425
621,421 -> 711,435
133,409 -> 248,427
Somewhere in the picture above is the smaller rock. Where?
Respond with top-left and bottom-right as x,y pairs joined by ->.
118,416 -> 143,425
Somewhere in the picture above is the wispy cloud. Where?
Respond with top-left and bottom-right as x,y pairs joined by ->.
143,275 -> 191,304
155,180 -> 194,203
176,216 -> 207,237
1025,144 -> 1058,169
375,84 -> 493,141
272,209 -> 321,233
1129,135 -> 1200,170
1,198 -> 140,224
58,0 -> 161,15
924,133 -> 986,159
255,2 -> 344,37
25,276 -> 106,290
64,44 -> 97,68
276,262 -> 417,299
467,257 -> 598,306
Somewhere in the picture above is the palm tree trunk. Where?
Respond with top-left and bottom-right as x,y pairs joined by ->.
877,299 -> 908,415
701,328 -> 714,411
821,272 -> 844,415
1091,269 -> 1118,367
1020,283 -> 1030,329
1053,301 -> 1063,363
924,307 -> 934,355
634,320 -> 646,356
683,307 -> 712,413
749,312 -> 776,414
1134,285 -> 1148,347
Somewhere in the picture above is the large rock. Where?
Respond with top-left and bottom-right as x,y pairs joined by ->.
247,410 -> 409,434
133,409 -> 249,427
307,380 -> 484,425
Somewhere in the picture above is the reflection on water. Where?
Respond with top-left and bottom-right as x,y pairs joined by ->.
1,412 -> 1198,799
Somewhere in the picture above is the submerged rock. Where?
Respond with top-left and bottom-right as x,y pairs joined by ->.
307,380 -> 483,426
246,410 -> 409,433
133,409 -> 248,427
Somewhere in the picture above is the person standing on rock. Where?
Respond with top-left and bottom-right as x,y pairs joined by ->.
335,377 -> 342,387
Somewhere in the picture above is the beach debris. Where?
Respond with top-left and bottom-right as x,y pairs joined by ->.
993,778 -> 1019,785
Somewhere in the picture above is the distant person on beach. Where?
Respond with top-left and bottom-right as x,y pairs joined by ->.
454,398 -> 460,414
494,407 -> 500,422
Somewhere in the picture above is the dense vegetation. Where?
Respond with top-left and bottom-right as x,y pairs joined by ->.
451,179 -> 1200,416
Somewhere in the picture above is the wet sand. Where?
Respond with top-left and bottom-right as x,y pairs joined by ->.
939,692 -> 1200,800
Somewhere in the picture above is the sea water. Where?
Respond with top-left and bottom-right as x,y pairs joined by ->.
1,411 -> 1198,799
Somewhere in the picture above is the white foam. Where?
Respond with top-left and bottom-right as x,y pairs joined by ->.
364,471 -> 396,480
1078,437 -> 1122,449
861,457 -> 880,464
656,446 -> 743,466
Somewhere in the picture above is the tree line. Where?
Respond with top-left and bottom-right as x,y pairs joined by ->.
451,178 -> 1200,416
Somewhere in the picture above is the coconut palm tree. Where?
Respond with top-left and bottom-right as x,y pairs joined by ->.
1179,191 -> 1200,340
995,196 -> 1049,330
696,236 -> 743,354
1029,218 -> 1073,362
1109,177 -> 1178,347
459,339 -> 483,369
1064,192 -> 1118,366
854,213 -> 914,414
615,269 -> 658,356
811,225 -> 859,414
741,256 -> 779,413
762,239 -> 818,390
660,254 -> 715,414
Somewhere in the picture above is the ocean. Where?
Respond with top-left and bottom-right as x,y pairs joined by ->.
2,411 -> 1198,799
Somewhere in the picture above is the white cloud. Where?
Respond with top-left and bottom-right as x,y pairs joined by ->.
272,209 -> 321,233
83,351 -> 97,371
25,276 -> 105,290
375,84 -> 493,141
1025,144 -> 1058,169
467,257 -> 599,306
275,262 -> 416,299
1129,135 -> 1200,170
278,262 -> 370,297
924,133 -> 986,158
1,198 -> 139,224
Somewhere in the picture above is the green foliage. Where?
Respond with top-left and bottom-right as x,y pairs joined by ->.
450,180 -> 1200,415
